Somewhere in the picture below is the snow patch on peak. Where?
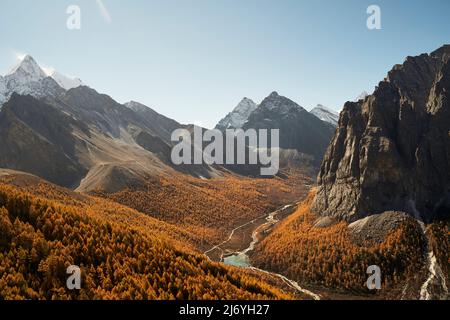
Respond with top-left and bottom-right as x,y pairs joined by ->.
310,104 -> 339,126
215,97 -> 258,130
0,76 -> 6,106
124,101 -> 150,113
260,91 -> 304,114
48,70 -> 83,90
233,97 -> 257,114
7,54 -> 47,84
0,55 -> 66,108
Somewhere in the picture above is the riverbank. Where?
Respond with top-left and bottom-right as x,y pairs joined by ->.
203,202 -> 322,300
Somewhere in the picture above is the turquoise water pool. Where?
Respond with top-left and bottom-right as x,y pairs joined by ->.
223,253 -> 250,268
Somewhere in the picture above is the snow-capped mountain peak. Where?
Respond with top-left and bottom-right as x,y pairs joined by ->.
258,91 -> 305,114
310,104 -> 339,126
215,97 -> 257,130
0,54 -> 83,108
47,69 -> 83,90
233,97 -> 257,115
7,55 -> 47,84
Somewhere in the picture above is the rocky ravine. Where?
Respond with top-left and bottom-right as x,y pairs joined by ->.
312,45 -> 450,223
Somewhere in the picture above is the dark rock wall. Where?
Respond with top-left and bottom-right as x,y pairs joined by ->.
312,45 -> 450,222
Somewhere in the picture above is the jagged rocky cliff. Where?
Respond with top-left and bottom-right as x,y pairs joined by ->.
312,45 -> 450,222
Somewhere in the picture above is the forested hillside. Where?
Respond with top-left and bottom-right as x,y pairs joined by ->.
251,192 -> 426,296
94,171 -> 311,248
0,173 -> 292,300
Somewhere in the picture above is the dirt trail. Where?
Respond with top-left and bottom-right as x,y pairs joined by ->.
204,203 -> 321,300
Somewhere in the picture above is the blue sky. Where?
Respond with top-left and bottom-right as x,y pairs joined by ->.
0,0 -> 449,128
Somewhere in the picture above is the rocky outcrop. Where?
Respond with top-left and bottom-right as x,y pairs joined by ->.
312,45 -> 450,222
348,211 -> 410,245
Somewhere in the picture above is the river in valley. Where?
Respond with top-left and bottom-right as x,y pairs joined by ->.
222,204 -> 287,267
206,199 -> 448,300
204,203 -> 321,300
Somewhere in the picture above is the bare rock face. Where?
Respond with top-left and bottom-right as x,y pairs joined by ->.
348,211 -> 409,245
312,45 -> 450,222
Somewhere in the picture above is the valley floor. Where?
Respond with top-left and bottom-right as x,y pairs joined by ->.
92,169 -> 313,250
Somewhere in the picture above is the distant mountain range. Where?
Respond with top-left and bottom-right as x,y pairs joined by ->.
215,93 -> 337,168
0,56 -> 221,189
0,55 -> 335,191
216,96 -> 339,130
241,92 -> 335,167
